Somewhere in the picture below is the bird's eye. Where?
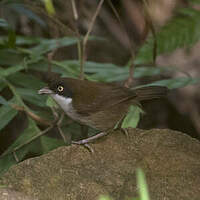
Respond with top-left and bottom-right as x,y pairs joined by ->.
57,85 -> 64,92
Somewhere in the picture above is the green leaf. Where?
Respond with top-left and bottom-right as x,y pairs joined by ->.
9,3 -> 46,27
0,118 -> 41,175
0,65 -> 26,77
0,185 -> 7,188
0,102 -> 18,132
43,0 -> 55,16
46,96 -> 58,108
0,49 -> 24,65
7,29 -> 16,48
0,18 -> 10,29
98,196 -> 112,200
52,60 -> 81,78
40,136 -> 65,154
1,77 -> 26,107
14,36 -> 44,45
189,0 -> 200,5
0,96 -> 9,105
57,60 -> 188,82
136,168 -> 150,200
55,60 -> 176,82
121,105 -> 144,129
33,109 -> 54,122
136,77 -> 200,89
0,36 -> 41,53
16,87 -> 47,107
29,37 -> 79,57
32,59 -> 200,90
0,153 -> 17,177
29,60 -> 74,77
2,118 -> 40,156
8,72 -> 46,90
135,7 -> 200,64
0,80 -> 6,92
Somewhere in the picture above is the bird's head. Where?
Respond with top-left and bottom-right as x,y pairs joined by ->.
38,79 -> 73,108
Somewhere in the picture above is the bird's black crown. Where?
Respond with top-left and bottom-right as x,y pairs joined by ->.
49,80 -> 73,98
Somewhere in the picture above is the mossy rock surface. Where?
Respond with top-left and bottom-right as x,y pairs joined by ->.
1,128 -> 200,200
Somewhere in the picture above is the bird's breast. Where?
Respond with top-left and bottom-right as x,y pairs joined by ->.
50,94 -> 89,125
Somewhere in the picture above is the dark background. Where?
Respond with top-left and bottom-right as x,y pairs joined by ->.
0,0 -> 200,161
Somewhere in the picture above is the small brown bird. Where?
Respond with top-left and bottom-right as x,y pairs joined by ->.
38,77 -> 167,143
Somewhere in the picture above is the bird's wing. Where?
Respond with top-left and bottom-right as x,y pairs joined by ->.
67,79 -> 137,115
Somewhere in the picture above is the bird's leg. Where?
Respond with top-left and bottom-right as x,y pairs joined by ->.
115,126 -> 129,137
73,125 -> 92,152
72,128 -> 108,153
119,128 -> 129,137
72,131 -> 108,145
81,144 -> 94,153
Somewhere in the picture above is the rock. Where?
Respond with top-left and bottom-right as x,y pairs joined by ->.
0,188 -> 37,200
0,128 -> 200,200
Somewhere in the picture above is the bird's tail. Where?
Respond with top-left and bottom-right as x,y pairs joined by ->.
134,86 -> 168,101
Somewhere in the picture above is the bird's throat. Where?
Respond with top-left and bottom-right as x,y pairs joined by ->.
51,94 -> 73,113
50,94 -> 95,128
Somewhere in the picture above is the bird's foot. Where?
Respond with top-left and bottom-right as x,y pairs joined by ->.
72,131 -> 108,144
72,140 -> 94,153
119,128 -> 129,138
72,131 -> 108,152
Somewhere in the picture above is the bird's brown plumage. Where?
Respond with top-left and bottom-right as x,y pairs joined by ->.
47,78 -> 167,131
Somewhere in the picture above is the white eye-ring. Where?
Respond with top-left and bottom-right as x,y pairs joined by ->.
57,85 -> 64,92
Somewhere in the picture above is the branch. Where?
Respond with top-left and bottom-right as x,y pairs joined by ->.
0,125 -> 54,161
107,0 -> 133,54
142,0 -> 157,64
11,104 -> 52,126
71,0 -> 78,20
124,56 -> 135,88
107,1 -> 135,88
80,0 -> 105,80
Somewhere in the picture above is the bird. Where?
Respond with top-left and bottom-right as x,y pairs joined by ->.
38,77 -> 168,144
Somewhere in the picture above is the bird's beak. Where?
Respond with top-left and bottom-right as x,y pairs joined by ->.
38,87 -> 53,95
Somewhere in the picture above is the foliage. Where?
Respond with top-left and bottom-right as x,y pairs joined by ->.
136,168 -> 150,200
43,0 -> 55,16
1,1 -> 200,176
135,7 -> 200,64
121,105 -> 144,129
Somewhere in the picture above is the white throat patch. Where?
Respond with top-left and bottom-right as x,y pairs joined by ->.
50,94 -> 72,113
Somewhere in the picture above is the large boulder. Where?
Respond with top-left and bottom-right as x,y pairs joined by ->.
0,128 -> 200,200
